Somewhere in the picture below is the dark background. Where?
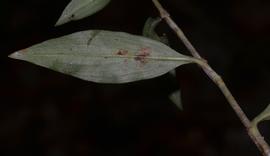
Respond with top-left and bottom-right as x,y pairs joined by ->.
1,0 -> 270,155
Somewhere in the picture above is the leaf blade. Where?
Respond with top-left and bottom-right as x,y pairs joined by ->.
55,0 -> 111,26
9,30 -> 194,83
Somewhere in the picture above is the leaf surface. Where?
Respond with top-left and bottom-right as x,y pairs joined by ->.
55,0 -> 110,26
9,30 -> 194,83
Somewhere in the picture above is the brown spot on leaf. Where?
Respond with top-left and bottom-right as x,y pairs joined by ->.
116,49 -> 128,55
134,47 -> 151,64
70,14 -> 75,19
140,47 -> 151,53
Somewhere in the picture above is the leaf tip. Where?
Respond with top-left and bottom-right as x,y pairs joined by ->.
8,51 -> 24,60
55,12 -> 72,26
55,17 -> 68,26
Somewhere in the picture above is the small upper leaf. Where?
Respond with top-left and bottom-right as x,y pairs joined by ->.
143,17 -> 169,45
9,30 -> 194,83
55,0 -> 111,26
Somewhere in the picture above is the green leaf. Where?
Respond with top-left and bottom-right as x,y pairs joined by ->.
55,0 -> 110,26
142,17 -> 169,45
251,103 -> 270,135
169,90 -> 182,110
9,30 -> 194,83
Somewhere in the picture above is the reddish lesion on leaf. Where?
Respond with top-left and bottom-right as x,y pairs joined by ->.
116,49 -> 129,55
115,48 -> 151,65
134,47 -> 151,64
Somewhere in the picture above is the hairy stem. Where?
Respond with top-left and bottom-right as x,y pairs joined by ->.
152,0 -> 270,155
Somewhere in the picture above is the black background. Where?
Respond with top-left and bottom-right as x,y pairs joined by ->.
1,0 -> 270,155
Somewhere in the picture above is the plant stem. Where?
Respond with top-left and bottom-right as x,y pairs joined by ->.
152,0 -> 270,155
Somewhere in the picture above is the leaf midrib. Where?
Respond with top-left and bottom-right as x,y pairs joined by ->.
26,53 -> 193,62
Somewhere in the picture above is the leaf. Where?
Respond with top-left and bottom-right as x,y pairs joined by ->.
169,90 -> 182,110
251,103 -> 270,135
142,17 -> 169,45
9,30 -> 194,83
55,0 -> 111,26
